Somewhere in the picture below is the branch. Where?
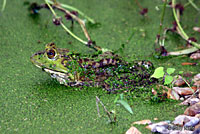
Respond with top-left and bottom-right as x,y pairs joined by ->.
172,0 -> 200,49
96,96 -> 113,123
47,0 -> 95,24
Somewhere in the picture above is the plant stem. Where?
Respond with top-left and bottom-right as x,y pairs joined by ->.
60,23 -> 88,44
158,0 -> 168,38
53,5 -> 91,41
1,0 -> 6,12
172,0 -> 188,39
47,0 -> 95,24
188,0 -> 200,11
96,96 -> 113,123
168,47 -> 198,55
172,0 -> 200,49
44,0 -> 88,45
181,75 -> 193,92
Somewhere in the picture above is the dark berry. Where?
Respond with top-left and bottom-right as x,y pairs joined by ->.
53,17 -> 62,25
140,8 -> 148,16
175,3 -> 184,15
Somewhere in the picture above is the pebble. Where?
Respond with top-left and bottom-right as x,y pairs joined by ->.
146,121 -> 170,134
170,130 -> 193,134
174,76 -> 186,86
125,126 -> 141,134
190,52 -> 200,60
184,102 -> 200,116
193,127 -> 200,134
167,89 -> 180,100
173,115 -> 199,126
184,117 -> 199,127
172,87 -> 194,96
194,74 -> 200,82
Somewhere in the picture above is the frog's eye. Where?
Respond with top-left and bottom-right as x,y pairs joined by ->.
47,49 -> 56,59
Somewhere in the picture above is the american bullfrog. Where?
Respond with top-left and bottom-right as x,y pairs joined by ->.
31,43 -> 155,92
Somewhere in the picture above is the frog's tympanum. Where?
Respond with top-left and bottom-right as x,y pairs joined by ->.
31,43 -> 155,92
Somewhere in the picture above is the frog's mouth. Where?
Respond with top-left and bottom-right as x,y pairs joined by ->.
30,51 -> 46,68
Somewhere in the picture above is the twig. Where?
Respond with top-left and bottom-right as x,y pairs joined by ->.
52,5 -> 91,41
168,47 -> 198,55
44,0 -> 88,45
188,0 -> 200,12
96,96 -> 113,123
47,0 -> 95,24
172,0 -> 200,49
96,96 -> 100,117
44,0 -> 103,52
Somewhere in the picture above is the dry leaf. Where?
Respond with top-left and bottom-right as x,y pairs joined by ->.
181,62 -> 197,66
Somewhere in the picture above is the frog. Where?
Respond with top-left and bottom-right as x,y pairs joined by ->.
31,43 -> 155,92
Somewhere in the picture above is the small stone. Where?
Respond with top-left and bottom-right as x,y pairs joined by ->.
195,122 -> 200,130
195,114 -> 200,118
167,89 -> 180,100
146,121 -> 169,133
174,76 -> 186,86
194,81 -> 200,87
199,92 -> 200,99
154,118 -> 158,120
189,98 -> 200,105
181,96 -> 200,106
190,52 -> 200,60
173,115 -> 189,126
132,119 -> 152,125
173,115 -> 199,126
193,27 -> 200,32
193,126 -> 200,134
125,126 -> 141,134
173,87 -> 194,96
194,74 -> 200,82
184,102 -> 200,116
184,117 -> 199,127
184,95 -> 191,99
170,130 -> 193,134
180,97 -> 199,106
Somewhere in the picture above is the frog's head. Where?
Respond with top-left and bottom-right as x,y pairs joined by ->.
30,43 -> 67,72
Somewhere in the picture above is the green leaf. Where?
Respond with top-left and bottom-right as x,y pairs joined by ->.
120,93 -> 124,100
116,100 -> 133,114
164,75 -> 173,85
150,67 -> 164,79
166,68 -> 175,75
114,95 -> 119,104
179,71 -> 183,75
